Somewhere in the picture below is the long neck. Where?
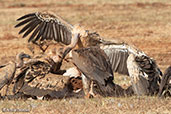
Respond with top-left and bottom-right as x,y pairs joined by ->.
69,33 -> 80,49
61,33 -> 80,60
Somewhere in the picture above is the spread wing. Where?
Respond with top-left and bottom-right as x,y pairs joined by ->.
15,12 -> 73,45
100,42 -> 162,95
72,47 -> 113,86
100,44 -> 129,75
100,43 -> 161,78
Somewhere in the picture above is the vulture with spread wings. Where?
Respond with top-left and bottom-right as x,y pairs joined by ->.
15,11 -> 162,97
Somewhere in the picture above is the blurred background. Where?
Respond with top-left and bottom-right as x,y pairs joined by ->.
1,0 -> 171,72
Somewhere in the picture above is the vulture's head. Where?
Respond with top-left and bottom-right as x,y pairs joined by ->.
16,52 -> 31,68
16,52 -> 31,60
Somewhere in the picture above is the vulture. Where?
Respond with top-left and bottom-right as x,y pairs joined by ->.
15,11 -> 162,97
0,52 -> 30,96
13,56 -> 83,99
71,46 -> 127,97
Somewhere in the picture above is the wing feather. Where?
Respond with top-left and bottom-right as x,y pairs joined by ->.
23,19 -> 41,38
49,23 -> 54,40
56,24 -> 61,42
15,16 -> 36,28
34,22 -> 47,41
52,23 -> 58,41
60,25 -> 64,42
17,13 -> 35,21
113,50 -> 122,72
15,12 -> 72,44
18,18 -> 37,34
101,44 -> 129,75
117,50 -> 129,74
41,22 -> 49,41
28,22 -> 43,42
63,30 -> 67,43
46,23 -> 51,40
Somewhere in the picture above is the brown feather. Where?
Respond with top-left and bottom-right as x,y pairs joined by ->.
15,11 -> 73,44
17,13 -> 35,21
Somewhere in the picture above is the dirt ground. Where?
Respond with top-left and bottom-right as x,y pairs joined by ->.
0,0 -> 171,114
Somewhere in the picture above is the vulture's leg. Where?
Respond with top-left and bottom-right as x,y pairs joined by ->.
89,81 -> 96,97
81,74 -> 92,98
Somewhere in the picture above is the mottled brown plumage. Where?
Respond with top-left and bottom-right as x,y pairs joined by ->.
13,56 -> 61,93
13,55 -> 84,99
14,70 -> 84,99
0,52 -> 30,96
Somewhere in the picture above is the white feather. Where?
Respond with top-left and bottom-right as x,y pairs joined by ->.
63,67 -> 80,77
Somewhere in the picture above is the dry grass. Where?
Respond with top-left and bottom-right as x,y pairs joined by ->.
0,97 -> 170,114
0,0 -> 171,113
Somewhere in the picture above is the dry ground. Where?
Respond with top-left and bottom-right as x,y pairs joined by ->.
0,0 -> 171,114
